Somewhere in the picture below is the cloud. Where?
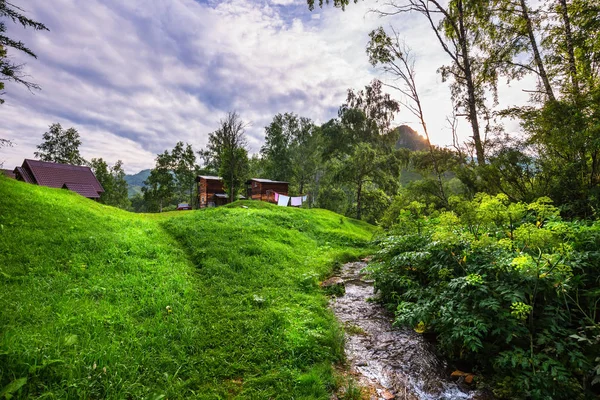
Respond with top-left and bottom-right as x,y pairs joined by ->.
1,0 -> 533,173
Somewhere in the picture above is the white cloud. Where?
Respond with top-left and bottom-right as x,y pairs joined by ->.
1,0 -> 534,174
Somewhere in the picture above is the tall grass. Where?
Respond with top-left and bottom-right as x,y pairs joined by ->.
0,177 -> 376,398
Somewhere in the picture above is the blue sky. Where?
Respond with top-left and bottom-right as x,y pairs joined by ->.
1,0 -> 531,173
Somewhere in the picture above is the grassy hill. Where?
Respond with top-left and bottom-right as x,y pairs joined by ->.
0,176 -> 377,399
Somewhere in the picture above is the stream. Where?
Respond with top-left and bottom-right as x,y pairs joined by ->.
329,261 -> 488,400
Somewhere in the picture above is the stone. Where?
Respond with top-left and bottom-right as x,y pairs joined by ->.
381,389 -> 395,399
321,276 -> 344,287
320,276 -> 345,296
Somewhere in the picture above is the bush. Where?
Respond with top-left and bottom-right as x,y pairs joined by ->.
369,194 -> 600,399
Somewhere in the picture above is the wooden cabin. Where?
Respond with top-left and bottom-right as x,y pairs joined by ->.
13,159 -> 104,199
246,178 -> 289,204
197,175 -> 229,208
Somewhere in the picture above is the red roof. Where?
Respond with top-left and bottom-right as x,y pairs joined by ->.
14,159 -> 104,199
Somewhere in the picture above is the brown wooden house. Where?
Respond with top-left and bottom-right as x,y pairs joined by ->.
245,178 -> 289,204
13,159 -> 104,199
197,175 -> 229,208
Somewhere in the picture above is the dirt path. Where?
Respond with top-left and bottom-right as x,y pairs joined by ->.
330,261 -> 484,400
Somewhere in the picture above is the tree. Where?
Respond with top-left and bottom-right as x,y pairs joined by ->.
307,0 -> 356,10
337,143 -> 387,219
309,0 -> 493,165
325,106 -> 401,219
91,158 -> 130,209
261,113 -> 295,182
261,112 -> 320,195
221,146 -> 248,203
367,28 -> 448,206
203,112 -> 249,203
142,151 -> 175,213
343,79 -> 400,135
35,123 -> 86,165
171,141 -> 198,206
109,160 -> 129,209
0,0 -> 49,104
289,118 -> 320,195
248,153 -> 268,180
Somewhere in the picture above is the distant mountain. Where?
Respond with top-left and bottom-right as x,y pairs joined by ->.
394,125 -> 430,151
125,169 -> 151,198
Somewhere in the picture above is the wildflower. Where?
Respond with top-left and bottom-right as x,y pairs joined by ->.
166,305 -> 172,313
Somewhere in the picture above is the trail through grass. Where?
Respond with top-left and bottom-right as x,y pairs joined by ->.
0,177 -> 377,399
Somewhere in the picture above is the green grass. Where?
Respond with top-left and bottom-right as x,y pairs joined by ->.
0,176 -> 377,399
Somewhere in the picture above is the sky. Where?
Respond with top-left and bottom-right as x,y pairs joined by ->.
1,0 -> 533,174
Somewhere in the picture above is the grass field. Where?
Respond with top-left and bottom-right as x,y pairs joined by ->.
0,176 -> 377,399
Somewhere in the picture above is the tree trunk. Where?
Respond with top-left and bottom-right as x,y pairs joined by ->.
230,168 -> 234,203
457,0 -> 485,165
356,180 -> 362,220
520,0 -> 556,101
558,0 -> 579,96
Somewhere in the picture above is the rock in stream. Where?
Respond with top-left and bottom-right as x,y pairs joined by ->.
330,261 -> 486,400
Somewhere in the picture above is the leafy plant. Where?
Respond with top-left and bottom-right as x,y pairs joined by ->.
370,194 -> 600,399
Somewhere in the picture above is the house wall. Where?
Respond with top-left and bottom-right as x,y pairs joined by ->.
198,178 -> 227,208
247,180 -> 289,203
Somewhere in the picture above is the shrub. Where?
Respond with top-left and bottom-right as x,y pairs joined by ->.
369,194 -> 600,399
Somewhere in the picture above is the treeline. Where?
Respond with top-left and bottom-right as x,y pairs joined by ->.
308,0 -> 600,220
137,82 -> 417,219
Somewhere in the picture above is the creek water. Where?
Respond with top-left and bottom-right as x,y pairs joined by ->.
330,261 -> 487,400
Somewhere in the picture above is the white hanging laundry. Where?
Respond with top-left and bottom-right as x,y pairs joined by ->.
290,196 -> 302,207
302,195 -> 308,202
278,195 -> 290,207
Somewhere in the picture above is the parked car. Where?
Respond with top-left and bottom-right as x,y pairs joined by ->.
176,203 -> 192,210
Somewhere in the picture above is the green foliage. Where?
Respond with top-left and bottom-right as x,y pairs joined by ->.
202,111 -> 249,203
520,96 -> 600,218
370,194 -> 600,399
34,123 -> 87,165
356,187 -> 390,225
171,141 -> 198,206
261,112 -> 297,182
0,1 -> 49,104
142,142 -> 200,212
0,176 -> 377,399
219,146 -> 248,203
90,158 -> 130,209
322,104 -> 401,220
142,150 -> 176,212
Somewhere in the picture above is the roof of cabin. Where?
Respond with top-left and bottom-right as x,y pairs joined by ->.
246,178 -> 288,184
197,175 -> 222,181
62,183 -> 102,199
14,159 -> 104,196
1,169 -> 16,179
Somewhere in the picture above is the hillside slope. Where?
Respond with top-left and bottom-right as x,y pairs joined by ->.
0,177 -> 376,399
124,168 -> 150,197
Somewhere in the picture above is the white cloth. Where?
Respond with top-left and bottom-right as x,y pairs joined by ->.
277,195 -> 290,207
290,196 -> 302,207
302,195 -> 308,202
